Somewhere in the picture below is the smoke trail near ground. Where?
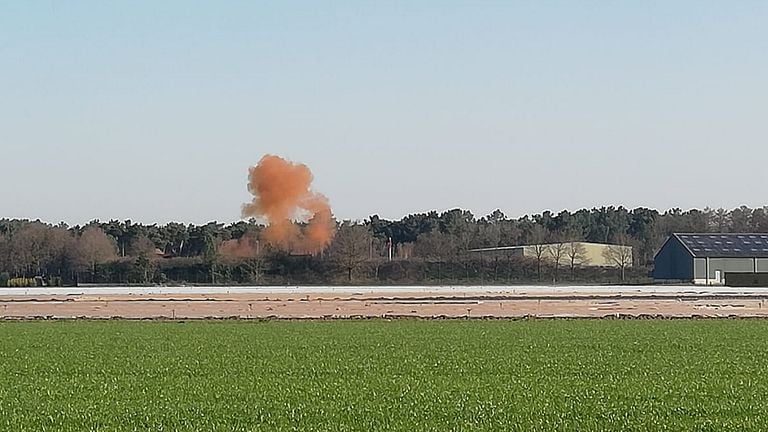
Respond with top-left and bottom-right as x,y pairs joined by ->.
242,155 -> 336,254
219,234 -> 259,259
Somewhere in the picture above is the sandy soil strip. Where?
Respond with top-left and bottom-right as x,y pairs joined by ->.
2,292 -> 768,319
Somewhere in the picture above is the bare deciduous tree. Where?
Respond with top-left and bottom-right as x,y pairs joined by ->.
527,225 -> 549,281
547,242 -> 569,284
566,242 -> 589,279
330,222 -> 372,282
128,235 -> 158,258
603,238 -> 633,281
414,229 -> 457,282
0,234 -> 9,276
75,227 -> 118,279
8,224 -> 74,278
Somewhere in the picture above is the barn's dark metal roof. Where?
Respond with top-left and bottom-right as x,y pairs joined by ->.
675,233 -> 768,258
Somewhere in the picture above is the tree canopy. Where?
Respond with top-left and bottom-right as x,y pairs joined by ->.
1,205 -> 767,286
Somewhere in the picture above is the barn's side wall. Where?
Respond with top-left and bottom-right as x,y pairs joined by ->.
653,237 -> 693,281
693,258 -> 707,280
707,258 -> 755,278
756,258 -> 768,272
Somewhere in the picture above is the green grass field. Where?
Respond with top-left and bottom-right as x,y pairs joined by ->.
1,319 -> 767,431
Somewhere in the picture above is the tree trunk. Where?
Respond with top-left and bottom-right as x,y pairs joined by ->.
536,260 -> 541,281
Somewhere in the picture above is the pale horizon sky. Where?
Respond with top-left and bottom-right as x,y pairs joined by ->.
1,1 -> 766,225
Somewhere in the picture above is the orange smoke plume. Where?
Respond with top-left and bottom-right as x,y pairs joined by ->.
219,234 -> 260,260
242,155 -> 336,254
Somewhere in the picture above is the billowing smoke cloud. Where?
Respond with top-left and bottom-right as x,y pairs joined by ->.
242,155 -> 336,254
219,234 -> 259,260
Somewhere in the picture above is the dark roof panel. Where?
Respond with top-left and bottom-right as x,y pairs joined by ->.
676,234 -> 768,258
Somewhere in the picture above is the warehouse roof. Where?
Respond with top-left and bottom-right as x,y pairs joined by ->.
468,246 -> 524,253
674,233 -> 768,258
468,242 -> 631,253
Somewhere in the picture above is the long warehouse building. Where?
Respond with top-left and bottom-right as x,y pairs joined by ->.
469,242 -> 632,268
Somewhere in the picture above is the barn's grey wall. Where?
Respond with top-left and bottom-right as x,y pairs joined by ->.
693,258 -> 707,279
757,259 -> 768,272
653,237 -> 693,280
707,258 -> 755,278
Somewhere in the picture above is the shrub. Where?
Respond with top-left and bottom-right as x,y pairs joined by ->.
7,278 -> 38,288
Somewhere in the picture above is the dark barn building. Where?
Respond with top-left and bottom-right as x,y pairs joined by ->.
654,234 -> 768,286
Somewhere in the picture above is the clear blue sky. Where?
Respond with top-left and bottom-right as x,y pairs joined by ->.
1,1 -> 766,225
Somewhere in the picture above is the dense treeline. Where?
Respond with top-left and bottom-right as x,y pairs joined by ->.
1,206 -> 767,286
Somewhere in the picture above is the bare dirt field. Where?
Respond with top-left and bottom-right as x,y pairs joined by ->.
3,286 -> 768,319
